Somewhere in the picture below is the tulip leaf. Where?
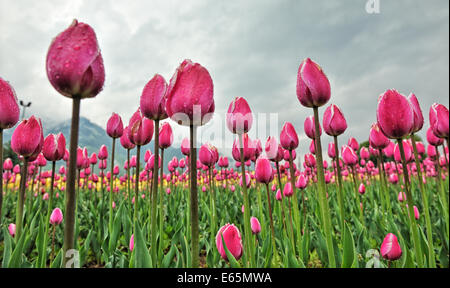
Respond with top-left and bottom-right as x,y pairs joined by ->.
8,227 -> 27,268
35,215 -> 46,268
134,221 -> 152,268
221,234 -> 241,268
51,249 -> 62,268
162,244 -> 177,268
109,202 -> 124,252
2,228 -> 13,268
342,222 -> 356,268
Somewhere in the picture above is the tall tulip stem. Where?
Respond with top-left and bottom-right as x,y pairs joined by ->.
133,145 -> 141,229
333,136 -> 346,232
0,129 -> 3,224
288,150 -> 301,257
410,136 -> 436,267
109,137 -> 116,233
397,139 -> 424,268
313,106 -> 336,268
63,96 -> 81,267
239,133 -> 254,267
189,125 -> 199,268
265,183 -> 279,266
151,119 -> 159,266
15,159 -> 28,242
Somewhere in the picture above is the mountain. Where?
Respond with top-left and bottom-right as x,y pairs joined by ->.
3,117 -> 184,173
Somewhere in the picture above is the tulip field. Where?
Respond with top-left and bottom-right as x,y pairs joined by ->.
0,19 -> 449,269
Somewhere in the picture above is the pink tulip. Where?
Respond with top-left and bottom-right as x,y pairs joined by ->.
255,156 -> 274,184
280,122 -> 299,150
120,126 -> 136,150
389,173 -> 399,185
127,109 -> 154,146
181,138 -> 190,156
265,136 -> 280,161
369,123 -> 391,150
8,223 -> 16,238
377,89 -> 414,139
429,103 -> 449,138
216,223 -> 243,261
226,97 -> 253,134
98,145 -> 108,160
296,58 -> 331,108
394,140 -> 412,163
408,93 -> 424,133
166,59 -> 215,126
328,142 -> 336,159
43,133 -> 66,162
158,122 -> 174,149
304,115 -> 321,139
250,217 -> 261,234
11,116 -> 44,161
232,134 -> 255,163
106,113 -> 124,139
50,208 -> 63,225
46,20 -> 104,99
283,182 -> 293,197
426,127 -> 444,147
129,234 -> 134,251
323,104 -> 347,136
3,158 -> 13,171
348,137 -> 359,151
0,78 -> 20,129
342,145 -> 358,166
358,183 -> 366,195
199,143 -> 217,167
140,74 -> 168,120
296,174 -> 308,189
398,191 -> 406,202
380,233 -> 402,261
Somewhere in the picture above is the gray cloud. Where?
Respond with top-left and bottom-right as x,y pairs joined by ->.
1,0 -> 448,160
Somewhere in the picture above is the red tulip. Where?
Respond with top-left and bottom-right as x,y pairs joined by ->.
11,116 -> 44,160
0,78 -> 20,129
43,133 -> 66,162
90,153 -> 98,165
296,58 -> 331,108
159,122 -> 173,149
323,104 -> 347,136
46,20 -> 104,99
255,156 -> 274,184
429,103 -> 449,138
280,122 -> 299,150
166,59 -> 214,126
226,97 -> 253,134
377,89 -> 414,139
140,74 -> 168,120
380,233 -> 402,261
106,113 -> 124,138
283,182 -> 293,197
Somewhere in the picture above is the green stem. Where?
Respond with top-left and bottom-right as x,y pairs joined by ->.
109,137 -> 116,233
313,106 -> 336,268
158,147 -> 165,263
133,145 -> 141,229
151,119 -> 159,266
397,139 -> 424,268
288,150 -> 301,258
333,136 -> 346,233
410,135 -> 436,267
15,159 -> 29,241
41,161 -> 56,267
63,96 -> 81,267
265,184 -> 279,266
434,147 -> 449,238
189,125 -> 199,268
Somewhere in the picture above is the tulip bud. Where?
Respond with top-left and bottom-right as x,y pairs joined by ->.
8,223 -> 16,238
159,122 -> 174,149
342,145 -> 358,166
250,217 -> 261,234
127,109 -> 154,146
215,223 -> 243,261
129,234 -> 134,251
106,113 -> 124,138
426,127 -> 443,147
380,233 -> 402,261
140,74 -> 168,121
280,122 -> 299,150
408,93 -> 424,133
0,78 -> 20,129
226,97 -> 253,134
429,103 -> 449,138
50,208 -> 64,225
255,156 -> 274,184
304,115 -> 321,140
376,89 -> 414,139
166,59 -> 215,126
11,116 -> 44,160
296,58 -> 331,108
181,137 -> 190,156
323,104 -> 347,136
283,182 -> 293,197
43,133 -> 66,162
358,183 -> 366,195
369,123 -> 391,150
46,20 -> 105,99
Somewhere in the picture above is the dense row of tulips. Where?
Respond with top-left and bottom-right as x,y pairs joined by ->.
0,19 -> 448,268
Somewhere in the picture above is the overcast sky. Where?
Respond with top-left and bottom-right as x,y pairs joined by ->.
1,0 -> 448,158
